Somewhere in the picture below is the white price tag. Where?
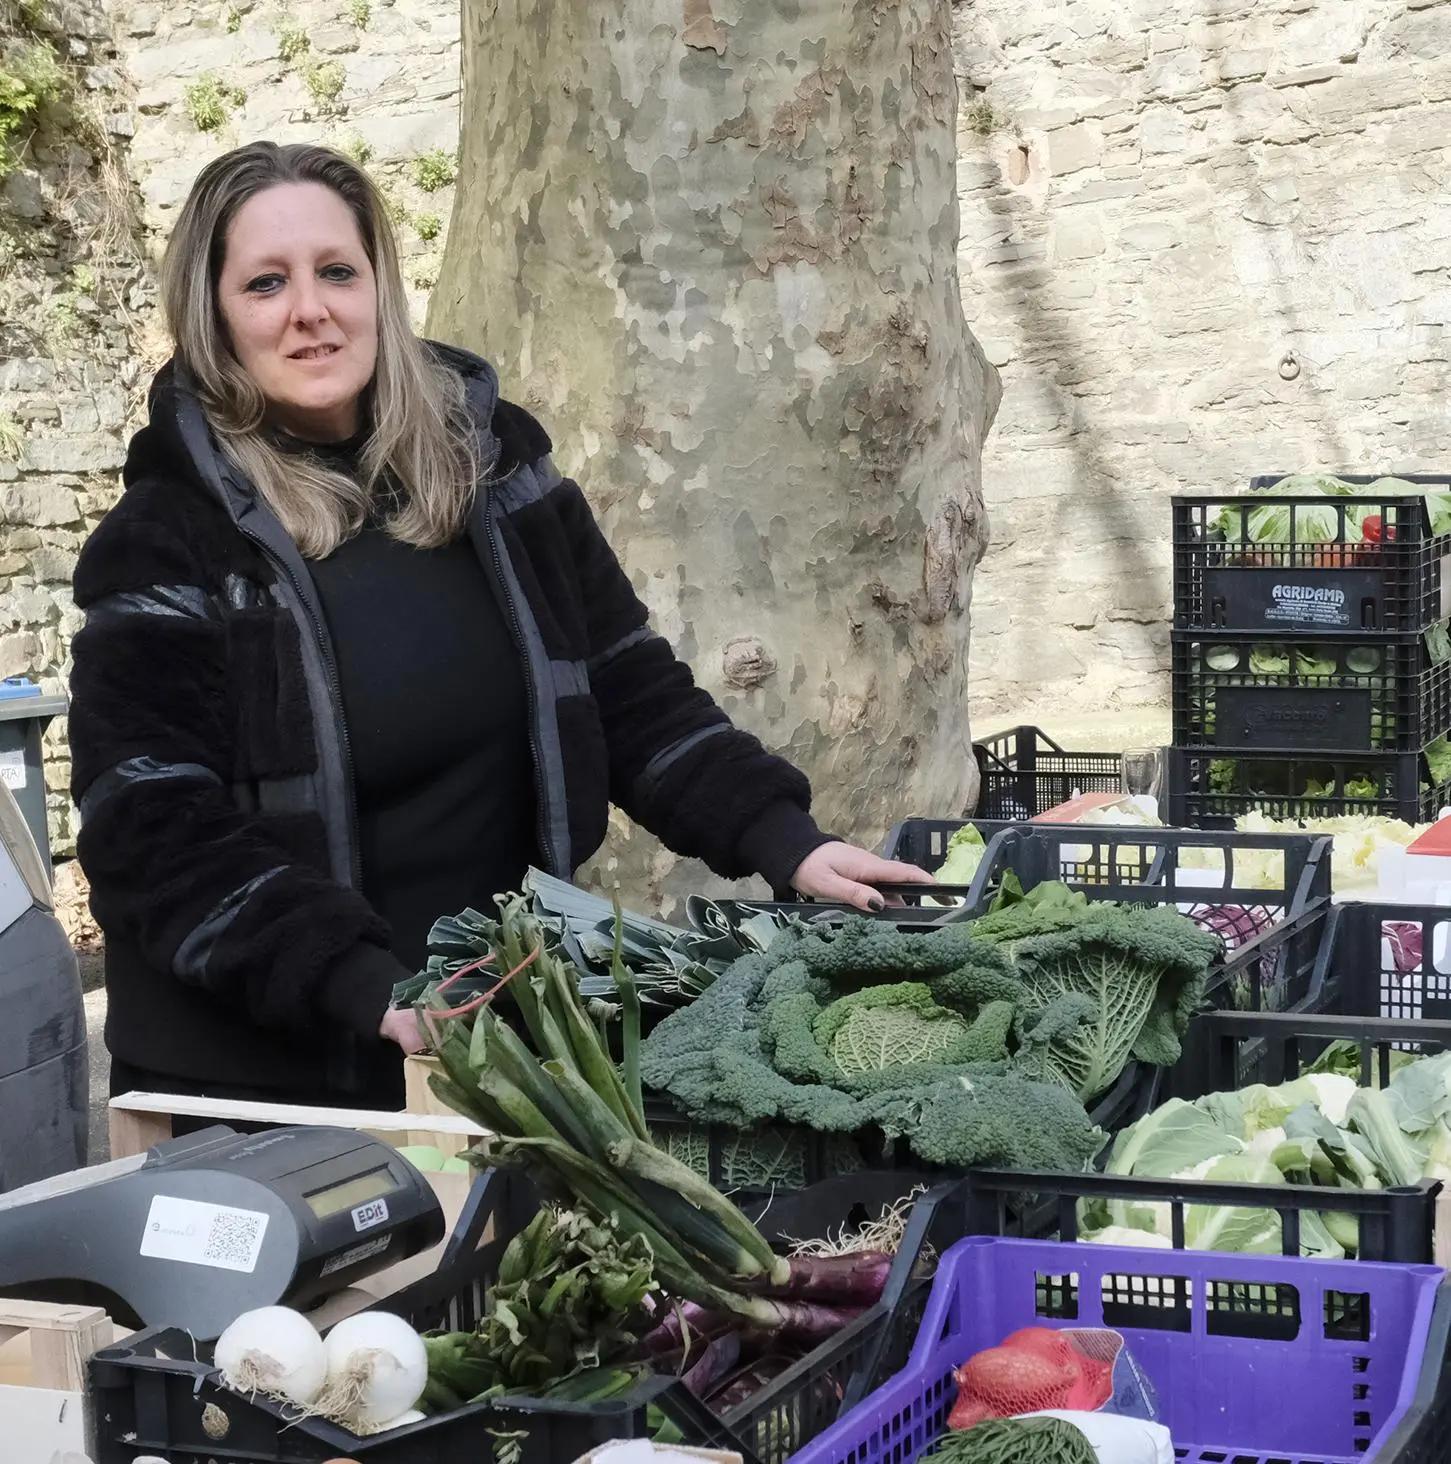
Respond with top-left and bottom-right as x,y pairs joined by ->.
321,1233 -> 392,1276
139,1194 -> 270,1274
0,748 -> 25,789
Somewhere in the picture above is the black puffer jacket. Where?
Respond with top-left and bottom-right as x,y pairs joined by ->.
69,343 -> 828,1098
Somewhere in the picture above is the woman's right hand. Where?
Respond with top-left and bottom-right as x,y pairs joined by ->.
379,1005 -> 427,1054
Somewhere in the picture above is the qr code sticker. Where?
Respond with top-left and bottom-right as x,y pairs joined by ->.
204,1211 -> 267,1269
140,1195 -> 270,1273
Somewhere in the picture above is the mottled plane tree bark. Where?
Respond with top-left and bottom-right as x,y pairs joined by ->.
430,0 -> 1000,909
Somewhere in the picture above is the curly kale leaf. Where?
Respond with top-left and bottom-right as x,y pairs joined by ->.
1011,994 -> 1101,1089
791,917 -> 999,983
865,1073 -> 1106,1172
1005,905 -> 1219,1100
762,989 -> 842,1085
926,950 -> 1026,1011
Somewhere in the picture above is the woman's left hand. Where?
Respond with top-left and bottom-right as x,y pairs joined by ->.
790,841 -> 934,912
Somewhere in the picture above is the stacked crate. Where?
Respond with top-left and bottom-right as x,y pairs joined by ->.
1168,473 -> 1451,826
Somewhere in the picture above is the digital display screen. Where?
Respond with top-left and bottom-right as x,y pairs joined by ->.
305,1167 -> 396,1221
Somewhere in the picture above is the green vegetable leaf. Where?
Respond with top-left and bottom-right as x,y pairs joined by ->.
1180,1151 -> 1293,1253
1208,759 -> 1237,794
1427,736 -> 1451,788
969,879 -> 1092,944
1346,1087 -> 1428,1188
1363,476 -> 1451,537
936,823 -> 987,885
1005,907 -> 1217,1101
1103,1097 -> 1243,1178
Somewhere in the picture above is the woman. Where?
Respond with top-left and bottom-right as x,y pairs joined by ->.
68,141 -> 930,1115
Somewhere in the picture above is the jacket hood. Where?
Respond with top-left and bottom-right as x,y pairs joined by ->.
126,339 -> 502,515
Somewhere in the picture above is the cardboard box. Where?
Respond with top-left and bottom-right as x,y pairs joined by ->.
404,1054 -> 476,1158
0,1300 -> 115,1462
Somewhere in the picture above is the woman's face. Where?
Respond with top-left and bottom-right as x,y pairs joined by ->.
216,181 -> 379,443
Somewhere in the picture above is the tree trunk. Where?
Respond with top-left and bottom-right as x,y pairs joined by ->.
431,0 -> 1000,912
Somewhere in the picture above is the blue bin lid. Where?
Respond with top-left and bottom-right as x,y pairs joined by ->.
0,679 -> 41,701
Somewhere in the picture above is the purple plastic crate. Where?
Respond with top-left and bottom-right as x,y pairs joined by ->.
789,1236 -> 1445,1464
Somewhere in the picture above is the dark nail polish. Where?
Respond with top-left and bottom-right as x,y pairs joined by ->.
868,894 -> 886,912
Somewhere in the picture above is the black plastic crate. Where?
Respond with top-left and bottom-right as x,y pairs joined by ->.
884,818 -> 1331,912
893,818 -> 1332,1004
1172,628 -> 1451,753
1174,477 -> 1451,636
1379,1283 -> 1451,1463
882,820 -> 1335,1104
88,1166 -> 965,1464
956,1165 -> 1443,1265
1163,901 -> 1333,1104
1167,745 -> 1451,826
1187,900 -> 1451,1099
972,724 -> 1122,818
1327,899 -> 1451,1024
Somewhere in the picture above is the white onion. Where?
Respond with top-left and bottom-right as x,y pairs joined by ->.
214,1306 -> 327,1405
378,1407 -> 427,1430
322,1311 -> 428,1425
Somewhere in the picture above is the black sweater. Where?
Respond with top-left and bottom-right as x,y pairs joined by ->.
70,344 -> 832,1106
310,513 -> 536,971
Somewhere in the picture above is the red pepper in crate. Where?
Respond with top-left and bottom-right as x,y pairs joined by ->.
1354,514 -> 1395,565
947,1327 -> 1113,1430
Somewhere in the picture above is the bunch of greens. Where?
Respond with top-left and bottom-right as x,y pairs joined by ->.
391,870 -> 796,1013
414,893 -> 900,1401
640,885 -> 1218,1173
421,1207 -> 656,1410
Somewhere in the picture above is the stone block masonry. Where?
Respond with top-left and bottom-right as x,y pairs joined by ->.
1,0 -> 462,856
11,0 -> 1451,851
955,0 -> 1451,726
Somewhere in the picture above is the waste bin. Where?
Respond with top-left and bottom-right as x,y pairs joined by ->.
0,780 -> 87,1189
0,677 -> 68,870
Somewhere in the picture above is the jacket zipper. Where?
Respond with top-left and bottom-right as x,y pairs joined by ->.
239,523 -> 365,891
478,492 -> 557,878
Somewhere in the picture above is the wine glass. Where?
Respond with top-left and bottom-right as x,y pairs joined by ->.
1121,747 -> 1163,800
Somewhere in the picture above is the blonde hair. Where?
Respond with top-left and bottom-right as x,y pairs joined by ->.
160,140 -> 479,558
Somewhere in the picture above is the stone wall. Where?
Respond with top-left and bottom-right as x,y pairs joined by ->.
14,0 -> 1451,850
1,0 -> 144,857
119,0 -> 460,294
956,0 -> 1451,725
1,0 -> 461,855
